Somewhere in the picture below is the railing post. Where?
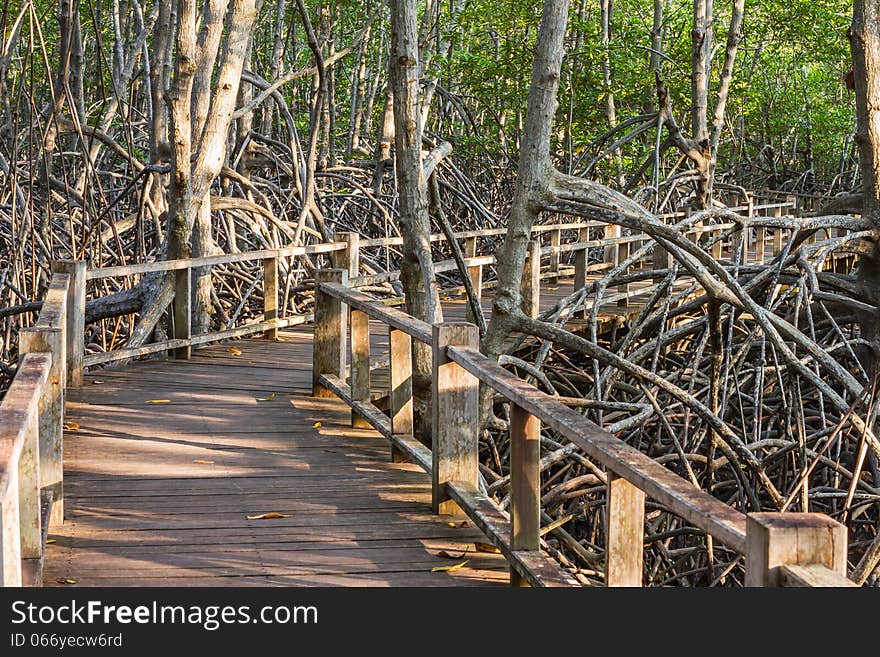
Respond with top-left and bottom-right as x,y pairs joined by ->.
334,232 -> 360,279
520,240 -> 540,319
18,411 -> 41,561
745,512 -> 848,587
510,403 -> 540,586
349,308 -> 371,428
617,233 -> 630,308
605,472 -> 645,587
20,330 -> 66,528
604,223 -> 620,274
549,228 -> 561,283
173,266 -> 191,360
389,327 -> 413,463
574,228 -> 589,318
0,466 -> 22,586
263,256 -> 279,340
744,194 -> 755,263
52,260 -> 86,387
312,269 -> 348,398
431,322 -> 480,515
464,236 -> 483,324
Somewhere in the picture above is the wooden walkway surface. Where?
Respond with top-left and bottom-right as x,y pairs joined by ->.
42,278 -> 649,587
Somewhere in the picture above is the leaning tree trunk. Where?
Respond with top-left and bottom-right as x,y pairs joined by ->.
481,0 -> 569,421
390,0 -> 442,440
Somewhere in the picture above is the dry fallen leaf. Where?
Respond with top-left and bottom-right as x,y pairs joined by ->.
57,578 -> 77,585
193,459 -> 214,465
447,522 -> 457,528
256,392 -> 276,402
92,380 -> 104,385
431,560 -> 469,573
228,346 -> 242,356
146,399 -> 170,404
312,421 -> 322,428
459,521 -> 470,528
475,542 -> 500,554
46,539 -> 56,545
246,512 -> 293,520
63,422 -> 80,431
437,550 -> 466,559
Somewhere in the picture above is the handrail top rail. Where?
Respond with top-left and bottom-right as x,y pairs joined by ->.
0,353 -> 51,499
319,279 -> 433,344
83,198 -> 801,281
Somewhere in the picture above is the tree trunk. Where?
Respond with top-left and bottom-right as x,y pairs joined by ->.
849,0 -> 880,582
390,0 -> 442,440
482,0 -> 568,367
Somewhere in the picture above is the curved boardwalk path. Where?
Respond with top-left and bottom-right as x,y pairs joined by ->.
41,279 -> 651,587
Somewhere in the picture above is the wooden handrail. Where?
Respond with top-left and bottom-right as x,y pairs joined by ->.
72,194 -> 814,373
0,353 -> 51,586
311,269 -> 856,587
2,270 -> 71,586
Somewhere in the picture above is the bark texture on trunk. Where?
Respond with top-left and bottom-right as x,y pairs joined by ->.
390,0 -> 442,440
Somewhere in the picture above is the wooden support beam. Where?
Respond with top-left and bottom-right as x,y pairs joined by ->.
17,412 -> 40,560
510,403 -> 540,586
431,322 -> 480,516
520,240 -> 540,319
617,235 -> 630,308
263,256 -> 278,340
464,237 -> 483,324
349,308 -> 371,429
605,473 -> 645,587
334,232 -> 360,279
0,468 -> 22,586
745,512 -> 848,587
51,260 -> 85,386
19,327 -> 65,528
389,327 -> 413,463
312,269 -> 348,398
173,267 -> 191,360
549,229 -> 561,283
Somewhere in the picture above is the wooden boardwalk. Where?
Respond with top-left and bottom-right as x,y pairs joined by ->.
40,276 -> 688,587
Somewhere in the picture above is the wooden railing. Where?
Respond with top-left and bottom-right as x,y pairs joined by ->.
59,192 -> 802,379
0,268 -> 72,586
0,189 -> 845,586
311,271 -> 857,587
